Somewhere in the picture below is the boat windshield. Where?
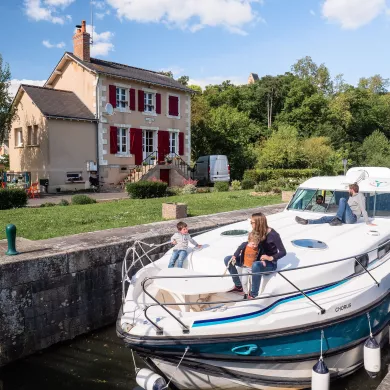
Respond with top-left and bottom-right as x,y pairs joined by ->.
288,188 -> 390,217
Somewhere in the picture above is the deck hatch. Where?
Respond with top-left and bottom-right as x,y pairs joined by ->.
221,230 -> 249,237
291,239 -> 328,250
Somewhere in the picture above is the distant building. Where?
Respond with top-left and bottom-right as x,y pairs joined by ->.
248,73 -> 259,84
0,140 -> 9,156
9,20 -> 193,192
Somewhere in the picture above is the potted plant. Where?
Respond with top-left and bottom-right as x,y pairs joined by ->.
150,155 -> 157,165
165,155 -> 173,164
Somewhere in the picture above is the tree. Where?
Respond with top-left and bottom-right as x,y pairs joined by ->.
177,75 -> 189,86
0,54 -> 16,144
358,75 -> 389,94
255,125 -> 305,169
360,130 -> 390,166
159,70 -> 173,78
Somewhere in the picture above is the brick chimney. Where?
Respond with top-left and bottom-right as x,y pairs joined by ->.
73,20 -> 90,62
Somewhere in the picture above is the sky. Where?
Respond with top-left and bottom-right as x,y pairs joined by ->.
1,0 -> 390,95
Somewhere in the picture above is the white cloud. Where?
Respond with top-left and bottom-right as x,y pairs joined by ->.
85,25 -> 115,56
9,79 -> 46,97
160,66 -> 185,76
42,39 -> 66,48
92,1 -> 107,9
322,0 -> 387,29
310,9 -> 315,16
24,0 -> 73,24
95,10 -> 111,19
44,0 -> 75,7
106,0 -> 262,34
188,75 -> 246,89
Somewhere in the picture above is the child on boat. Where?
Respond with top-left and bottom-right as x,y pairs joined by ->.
230,231 -> 264,299
169,221 -> 202,268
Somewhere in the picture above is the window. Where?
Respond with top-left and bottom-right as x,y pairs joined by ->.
116,87 -> 127,109
27,126 -> 32,145
33,125 -> 38,145
144,92 -> 154,112
169,132 -> 178,154
15,128 -> 23,147
66,172 -> 83,182
117,128 -> 129,154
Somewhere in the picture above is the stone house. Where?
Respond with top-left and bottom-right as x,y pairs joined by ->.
9,20 -> 193,192
248,73 -> 259,84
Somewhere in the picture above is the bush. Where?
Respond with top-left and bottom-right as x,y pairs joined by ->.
71,194 -> 97,205
166,187 -> 182,196
243,168 -> 320,183
59,199 -> 70,206
214,182 -> 229,192
241,179 -> 255,190
197,187 -> 211,194
231,180 -> 241,191
254,183 -> 273,193
40,202 -> 56,207
126,181 -> 168,199
182,178 -> 198,186
181,184 -> 197,194
0,188 -> 28,210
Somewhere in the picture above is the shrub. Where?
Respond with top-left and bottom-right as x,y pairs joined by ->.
148,177 -> 164,183
40,202 -> 57,207
183,178 -> 198,186
231,180 -> 241,191
166,186 -> 182,196
243,168 -> 320,183
254,183 -> 273,193
181,184 -> 197,194
59,199 -> 70,206
0,188 -> 28,210
126,181 -> 168,199
197,187 -> 211,194
241,179 -> 255,190
214,182 -> 229,192
71,194 -> 97,205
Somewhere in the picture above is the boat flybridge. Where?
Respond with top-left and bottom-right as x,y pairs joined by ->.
117,167 -> 390,390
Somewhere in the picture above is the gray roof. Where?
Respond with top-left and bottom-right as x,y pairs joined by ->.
65,52 -> 193,93
250,73 -> 259,81
22,85 -> 97,122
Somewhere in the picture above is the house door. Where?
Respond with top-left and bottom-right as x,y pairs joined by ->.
160,169 -> 170,185
143,130 -> 155,162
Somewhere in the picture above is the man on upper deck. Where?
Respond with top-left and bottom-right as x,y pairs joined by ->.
296,183 -> 375,226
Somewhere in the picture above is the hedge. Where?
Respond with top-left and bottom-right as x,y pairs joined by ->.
0,188 -> 28,210
126,181 -> 168,199
214,181 -> 229,192
243,169 -> 321,183
71,194 -> 97,205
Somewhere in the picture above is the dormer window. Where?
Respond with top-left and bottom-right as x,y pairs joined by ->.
116,87 -> 128,109
144,92 -> 154,113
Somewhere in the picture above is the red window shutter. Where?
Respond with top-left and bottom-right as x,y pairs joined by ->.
129,88 -> 136,111
130,128 -> 143,165
158,130 -> 170,162
138,90 -> 145,112
179,132 -> 184,155
168,96 -> 179,116
109,85 -> 117,108
156,93 -> 161,114
110,126 -> 118,154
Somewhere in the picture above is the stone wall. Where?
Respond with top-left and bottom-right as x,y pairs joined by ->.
0,203 -> 284,366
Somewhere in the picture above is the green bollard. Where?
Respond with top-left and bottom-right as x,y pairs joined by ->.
5,224 -> 19,256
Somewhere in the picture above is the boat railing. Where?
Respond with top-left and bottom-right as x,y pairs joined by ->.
134,239 -> 390,335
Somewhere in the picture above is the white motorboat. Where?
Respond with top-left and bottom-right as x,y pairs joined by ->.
117,167 -> 390,389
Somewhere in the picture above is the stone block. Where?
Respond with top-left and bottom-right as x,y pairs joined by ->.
162,203 -> 188,220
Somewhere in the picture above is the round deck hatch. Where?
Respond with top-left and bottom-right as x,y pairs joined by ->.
291,239 -> 328,250
221,229 -> 249,237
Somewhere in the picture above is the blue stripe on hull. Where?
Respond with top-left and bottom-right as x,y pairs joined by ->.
148,297 -> 390,358
193,279 -> 348,327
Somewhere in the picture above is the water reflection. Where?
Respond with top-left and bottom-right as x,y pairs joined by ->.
0,325 -> 388,390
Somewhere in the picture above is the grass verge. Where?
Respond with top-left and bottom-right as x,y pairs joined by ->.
0,191 -> 282,240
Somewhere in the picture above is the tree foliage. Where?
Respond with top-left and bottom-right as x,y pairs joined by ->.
0,54 -> 16,144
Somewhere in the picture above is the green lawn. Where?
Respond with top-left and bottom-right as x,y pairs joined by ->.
0,191 -> 282,240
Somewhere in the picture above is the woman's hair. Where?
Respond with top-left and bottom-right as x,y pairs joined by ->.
251,212 -> 269,242
248,231 -> 261,245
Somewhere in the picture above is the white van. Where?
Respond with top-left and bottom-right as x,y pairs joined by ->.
192,155 -> 230,186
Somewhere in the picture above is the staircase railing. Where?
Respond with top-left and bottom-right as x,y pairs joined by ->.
171,153 -> 193,179
126,151 -> 158,184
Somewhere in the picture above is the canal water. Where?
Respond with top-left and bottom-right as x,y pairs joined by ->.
0,325 -> 389,390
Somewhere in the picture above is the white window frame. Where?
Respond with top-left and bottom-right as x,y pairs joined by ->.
169,131 -> 179,154
15,128 -> 23,147
144,92 -> 155,114
116,87 -> 128,111
116,127 -> 131,157
167,93 -> 181,119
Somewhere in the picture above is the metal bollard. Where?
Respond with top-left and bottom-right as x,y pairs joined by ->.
5,224 -> 19,256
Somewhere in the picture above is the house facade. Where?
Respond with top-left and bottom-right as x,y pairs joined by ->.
9,20 -> 193,191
